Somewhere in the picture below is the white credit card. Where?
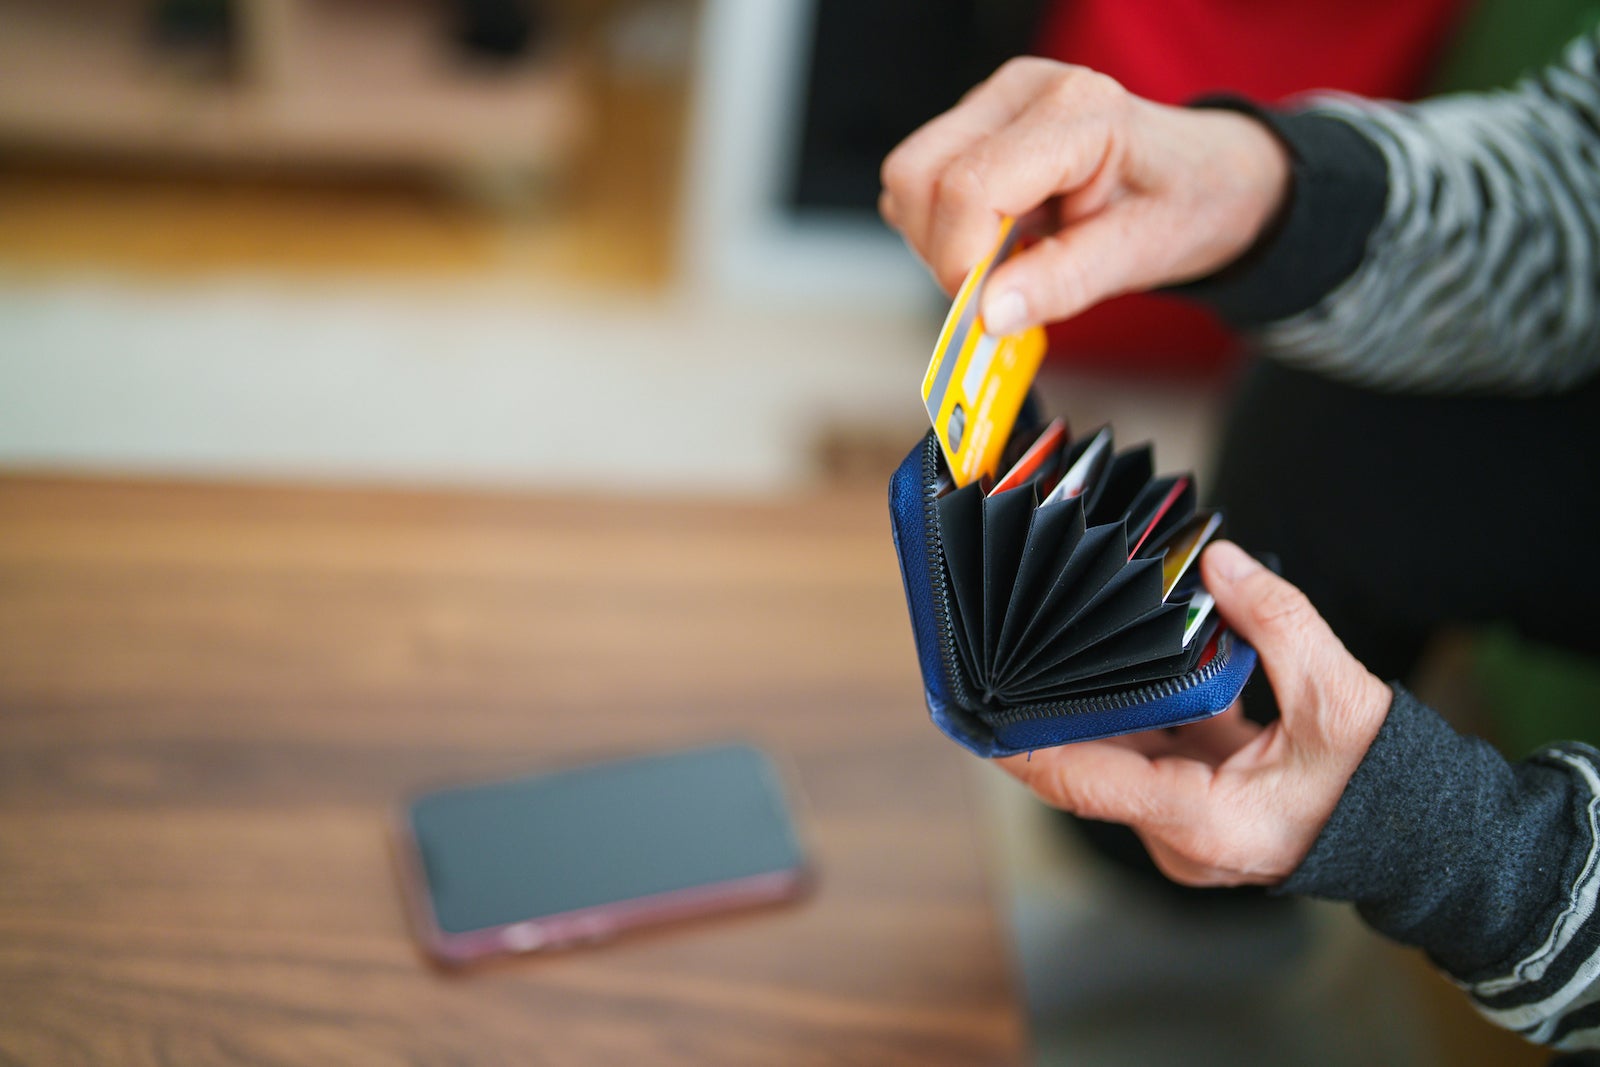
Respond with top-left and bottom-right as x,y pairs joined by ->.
1041,426 -> 1112,507
1183,591 -> 1216,647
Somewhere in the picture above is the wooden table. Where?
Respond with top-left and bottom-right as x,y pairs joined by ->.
0,476 -> 1023,1065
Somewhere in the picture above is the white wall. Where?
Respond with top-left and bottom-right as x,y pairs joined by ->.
0,273 -> 931,492
0,0 -> 949,492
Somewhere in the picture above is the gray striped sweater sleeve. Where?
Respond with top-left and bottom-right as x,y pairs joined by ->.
1249,30 -> 1600,395
1283,690 -> 1600,1053
1182,32 -> 1600,1055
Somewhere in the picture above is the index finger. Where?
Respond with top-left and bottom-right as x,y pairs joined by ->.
924,74 -> 1126,292
996,740 -> 1213,830
881,58 -> 1064,276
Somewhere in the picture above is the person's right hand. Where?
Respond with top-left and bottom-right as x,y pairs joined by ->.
879,59 -> 1291,334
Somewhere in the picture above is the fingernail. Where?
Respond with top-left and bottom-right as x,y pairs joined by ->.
1206,541 -> 1261,583
984,290 -> 1028,336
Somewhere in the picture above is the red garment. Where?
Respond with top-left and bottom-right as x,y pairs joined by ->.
1034,0 -> 1466,376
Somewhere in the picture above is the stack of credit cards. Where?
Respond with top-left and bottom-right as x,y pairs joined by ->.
920,221 -> 1223,706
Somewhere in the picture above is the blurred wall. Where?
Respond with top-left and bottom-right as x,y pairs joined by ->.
0,0 -> 937,493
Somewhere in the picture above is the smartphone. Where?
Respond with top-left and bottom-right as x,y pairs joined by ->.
395,743 -> 809,964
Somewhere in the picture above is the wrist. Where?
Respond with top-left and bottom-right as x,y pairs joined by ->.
1170,99 -> 1389,326
1283,677 -> 1394,878
1135,99 -> 1292,284
1186,107 -> 1293,272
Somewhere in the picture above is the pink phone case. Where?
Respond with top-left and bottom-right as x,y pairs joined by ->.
392,816 -> 809,965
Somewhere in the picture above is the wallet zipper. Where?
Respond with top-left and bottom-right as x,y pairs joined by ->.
920,431 -> 1236,726
981,631 -> 1236,726
921,433 -> 984,713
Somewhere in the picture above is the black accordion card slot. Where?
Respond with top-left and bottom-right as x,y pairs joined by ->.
893,408 -> 1260,755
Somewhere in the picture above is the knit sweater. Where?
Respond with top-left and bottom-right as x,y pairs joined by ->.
1188,29 -> 1600,1053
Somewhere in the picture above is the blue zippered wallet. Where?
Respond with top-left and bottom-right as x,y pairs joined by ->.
889,416 -> 1258,758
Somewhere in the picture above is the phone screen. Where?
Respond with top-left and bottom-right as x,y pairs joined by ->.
401,744 -> 805,956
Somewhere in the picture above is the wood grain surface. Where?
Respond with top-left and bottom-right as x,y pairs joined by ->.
0,475 -> 1024,1066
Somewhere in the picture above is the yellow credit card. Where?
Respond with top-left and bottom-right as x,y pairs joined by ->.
1160,510 -> 1224,599
920,218 -> 1048,487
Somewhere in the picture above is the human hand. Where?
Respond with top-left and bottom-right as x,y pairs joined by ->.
879,59 -> 1291,334
997,542 -> 1392,887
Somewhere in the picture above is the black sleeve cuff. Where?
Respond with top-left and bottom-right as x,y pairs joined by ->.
1169,97 -> 1389,329
1280,686 -> 1595,983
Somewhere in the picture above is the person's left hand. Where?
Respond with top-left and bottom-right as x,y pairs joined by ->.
997,541 -> 1393,887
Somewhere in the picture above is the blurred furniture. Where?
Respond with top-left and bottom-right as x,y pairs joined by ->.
0,475 -> 1023,1065
0,0 -> 588,196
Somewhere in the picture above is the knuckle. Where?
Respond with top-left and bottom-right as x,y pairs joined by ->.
1034,765 -> 1111,821
994,55 -> 1055,85
1152,857 -> 1203,889
1142,836 -> 1213,887
1056,265 -> 1090,313
1042,67 -> 1126,116
877,190 -> 899,226
1175,833 -> 1232,873
1045,70 -> 1081,108
934,160 -> 986,208
1159,813 -> 1243,876
880,148 -> 915,196
1012,757 -> 1072,811
1032,763 -> 1082,813
1037,242 -> 1091,314
1073,776 -> 1161,827
1060,778 -> 1116,821
1043,64 -> 1093,103
1080,70 -> 1125,103
1249,580 -> 1314,634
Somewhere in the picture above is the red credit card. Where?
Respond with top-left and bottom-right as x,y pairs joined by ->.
1128,477 -> 1189,558
988,418 -> 1067,497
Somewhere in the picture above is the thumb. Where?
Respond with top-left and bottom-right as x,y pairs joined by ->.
979,213 -> 1136,334
1201,541 -> 1387,749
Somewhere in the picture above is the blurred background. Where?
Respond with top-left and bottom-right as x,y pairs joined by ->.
3,1 -> 1596,1065
0,0 -> 984,493
0,0 -> 1474,494
1,0 -> 1568,492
